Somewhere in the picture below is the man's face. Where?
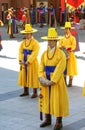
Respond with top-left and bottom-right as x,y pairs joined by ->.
26,33 -> 32,39
65,28 -> 70,34
48,40 -> 56,48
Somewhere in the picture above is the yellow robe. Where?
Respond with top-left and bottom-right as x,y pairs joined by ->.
82,81 -> 85,96
58,34 -> 78,76
38,47 -> 69,117
18,38 -> 40,88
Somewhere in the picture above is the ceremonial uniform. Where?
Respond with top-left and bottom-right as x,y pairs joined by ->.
47,4 -> 55,27
39,48 -> 69,116
37,2 -> 45,27
6,8 -> 15,38
18,37 -> 40,88
59,34 -> 77,76
38,28 -> 69,130
30,5 -> 35,25
58,22 -> 78,87
18,24 -> 40,98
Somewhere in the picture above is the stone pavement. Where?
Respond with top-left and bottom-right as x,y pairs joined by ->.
0,25 -> 85,130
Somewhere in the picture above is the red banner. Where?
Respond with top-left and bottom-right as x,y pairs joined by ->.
67,0 -> 84,8
61,0 -> 65,12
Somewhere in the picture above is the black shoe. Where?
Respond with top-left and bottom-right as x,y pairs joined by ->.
54,123 -> 62,130
67,84 -> 72,87
31,93 -> 38,98
19,93 -> 29,97
40,121 -> 51,127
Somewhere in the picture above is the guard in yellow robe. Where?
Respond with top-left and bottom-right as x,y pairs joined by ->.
58,22 -> 78,87
18,24 -> 40,98
38,28 -> 69,130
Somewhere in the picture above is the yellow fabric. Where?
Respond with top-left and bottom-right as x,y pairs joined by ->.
38,47 -> 69,117
18,38 -> 40,88
58,35 -> 78,76
65,22 -> 71,28
8,24 -> 11,35
20,24 -> 38,34
82,81 -> 85,96
41,28 -> 60,40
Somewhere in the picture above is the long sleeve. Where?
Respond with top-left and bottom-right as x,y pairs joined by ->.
51,51 -> 66,83
58,35 -> 76,51
69,36 -> 76,51
18,42 -> 24,61
38,49 -> 66,84
38,52 -> 45,77
27,40 -> 40,63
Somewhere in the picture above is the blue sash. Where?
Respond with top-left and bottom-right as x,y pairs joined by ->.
64,68 -> 67,75
44,66 -> 56,80
24,49 -> 32,62
44,65 -> 66,79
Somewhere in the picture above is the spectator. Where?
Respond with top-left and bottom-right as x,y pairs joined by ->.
36,2 -> 45,27
6,8 -> 15,38
47,3 -> 55,27
30,4 -> 35,25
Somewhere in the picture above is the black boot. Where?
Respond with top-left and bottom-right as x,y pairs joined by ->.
54,117 -> 63,130
31,88 -> 37,98
68,77 -> 73,87
20,87 -> 29,96
64,76 -> 67,86
40,114 -> 51,127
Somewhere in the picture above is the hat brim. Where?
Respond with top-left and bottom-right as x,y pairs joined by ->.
61,27 -> 75,29
20,29 -> 38,34
41,36 -> 61,40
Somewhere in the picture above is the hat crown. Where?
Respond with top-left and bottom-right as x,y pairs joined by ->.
41,28 -> 60,40
65,22 -> 71,28
48,28 -> 58,39
25,24 -> 32,32
20,24 -> 37,34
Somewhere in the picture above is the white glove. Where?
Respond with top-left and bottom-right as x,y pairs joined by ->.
39,77 -> 55,86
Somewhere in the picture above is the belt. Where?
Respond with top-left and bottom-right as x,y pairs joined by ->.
24,49 -> 32,62
44,66 -> 56,80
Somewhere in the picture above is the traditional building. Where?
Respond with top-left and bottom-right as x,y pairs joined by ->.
0,0 -> 61,23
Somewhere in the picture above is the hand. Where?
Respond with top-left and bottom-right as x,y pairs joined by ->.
25,61 -> 29,65
49,81 -> 55,86
39,77 -> 50,86
60,46 -> 66,49
19,61 -> 24,65
39,77 -> 55,86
